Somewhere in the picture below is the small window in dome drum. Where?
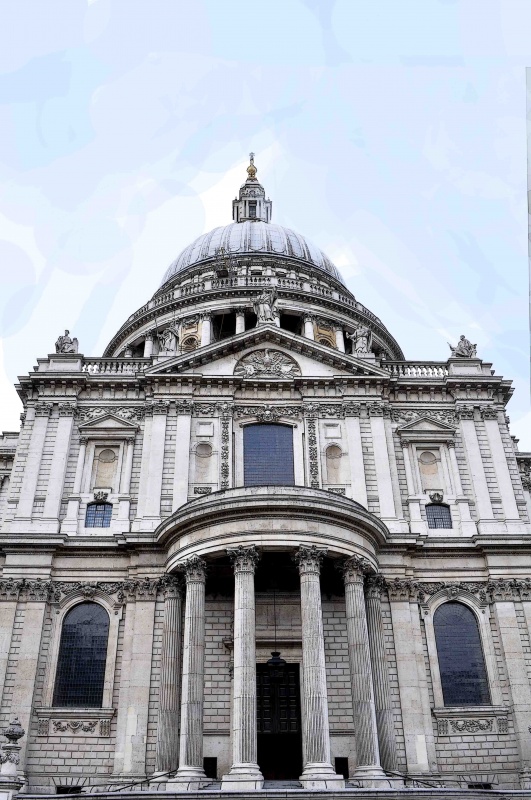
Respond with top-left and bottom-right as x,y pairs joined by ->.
243,424 -> 294,487
248,201 -> 257,218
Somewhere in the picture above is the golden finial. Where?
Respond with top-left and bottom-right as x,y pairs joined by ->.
246,152 -> 257,180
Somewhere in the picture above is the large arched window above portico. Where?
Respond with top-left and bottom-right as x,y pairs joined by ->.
243,423 -> 295,487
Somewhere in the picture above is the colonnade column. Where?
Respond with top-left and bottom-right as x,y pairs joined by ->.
294,546 -> 345,789
170,556 -> 208,791
340,557 -> 385,785
222,546 -> 263,791
200,312 -> 212,346
303,314 -> 315,339
235,307 -> 246,335
364,574 -> 399,774
334,326 -> 345,352
155,576 -> 184,776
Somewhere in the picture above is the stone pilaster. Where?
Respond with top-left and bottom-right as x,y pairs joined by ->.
456,406 -> 494,528
42,403 -> 77,528
340,558 -> 385,785
172,401 -> 193,510
117,438 -> 135,527
62,436 -> 87,535
294,545 -> 344,789
222,546 -> 263,790
343,403 -> 367,507
367,405 -> 397,520
155,576 -> 183,776
364,574 -> 399,774
12,403 -> 51,525
170,556 -> 208,790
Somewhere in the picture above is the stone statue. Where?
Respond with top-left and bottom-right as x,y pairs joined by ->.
449,334 -> 477,358
55,330 -> 78,354
253,287 -> 278,324
347,323 -> 372,355
157,326 -> 178,356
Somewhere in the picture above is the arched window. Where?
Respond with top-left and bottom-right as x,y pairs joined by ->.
85,502 -> 113,528
53,602 -> 110,707
243,424 -> 294,487
426,503 -> 452,529
433,602 -> 490,706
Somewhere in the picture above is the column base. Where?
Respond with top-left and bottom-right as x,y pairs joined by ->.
221,764 -> 264,791
299,762 -> 345,790
350,764 -> 400,788
166,766 -> 208,792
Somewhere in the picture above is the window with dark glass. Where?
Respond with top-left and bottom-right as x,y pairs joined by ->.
426,503 -> 452,529
248,201 -> 257,218
243,424 -> 294,487
85,502 -> 113,528
53,602 -> 110,707
434,602 -> 490,706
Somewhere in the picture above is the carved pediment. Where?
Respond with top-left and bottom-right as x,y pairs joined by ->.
396,415 -> 456,443
143,324 -> 390,380
78,412 -> 139,438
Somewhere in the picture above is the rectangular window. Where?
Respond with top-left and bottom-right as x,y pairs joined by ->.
248,201 -> 257,218
243,424 -> 295,487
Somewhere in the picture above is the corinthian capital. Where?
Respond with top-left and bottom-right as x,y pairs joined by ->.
227,545 -> 260,573
338,555 -> 372,585
180,555 -> 207,583
364,573 -> 387,599
294,545 -> 327,575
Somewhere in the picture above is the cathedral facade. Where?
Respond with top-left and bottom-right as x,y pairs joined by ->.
1,157 -> 531,797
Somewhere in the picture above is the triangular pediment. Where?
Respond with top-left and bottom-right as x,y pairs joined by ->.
78,413 -> 139,431
144,325 -> 390,380
397,416 -> 455,433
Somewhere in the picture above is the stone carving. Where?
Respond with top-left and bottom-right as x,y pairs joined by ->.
338,555 -> 372,584
37,719 -> 49,736
429,492 -> 444,504
34,402 -> 53,417
58,403 -> 77,417
449,719 -> 492,733
480,406 -> 499,420
305,416 -> 319,488
180,555 -> 207,582
390,408 -> 456,426
55,330 -> 79,354
93,491 -> 108,502
449,334 -> 477,358
146,400 -> 170,416
235,404 -> 301,422
79,406 -> 144,423
234,348 -> 300,379
175,400 -> 194,415
52,720 -> 98,734
364,573 -> 387,599
342,402 -> 361,417
3,718 -> 25,743
0,751 -> 20,765
498,717 -> 509,734
347,323 -> 372,354
367,402 -> 390,418
218,403 -> 232,490
253,287 -> 278,324
227,545 -> 260,573
437,719 -> 448,736
294,545 -> 327,574
194,487 -> 212,495
157,326 -> 179,356
100,719 -> 111,737
455,405 -> 475,420
327,487 -> 345,495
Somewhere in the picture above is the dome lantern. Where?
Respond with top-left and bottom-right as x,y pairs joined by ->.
232,153 -> 272,223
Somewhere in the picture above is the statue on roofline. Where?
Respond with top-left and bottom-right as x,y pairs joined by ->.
253,287 -> 278,324
55,330 -> 78,354
449,334 -> 477,359
347,323 -> 372,355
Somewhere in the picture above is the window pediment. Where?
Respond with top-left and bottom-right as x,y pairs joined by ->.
396,415 -> 456,443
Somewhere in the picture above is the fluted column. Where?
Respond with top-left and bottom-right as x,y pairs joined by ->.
170,556 -> 208,790
294,546 -> 344,789
222,546 -> 263,790
340,557 -> 385,784
364,574 -> 398,774
155,576 -> 184,775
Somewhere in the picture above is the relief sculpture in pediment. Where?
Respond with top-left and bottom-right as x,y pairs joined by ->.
234,348 -> 301,379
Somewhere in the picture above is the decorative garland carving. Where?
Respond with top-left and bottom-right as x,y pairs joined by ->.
455,405 -> 475,420
0,575 -> 183,605
58,403 -> 77,417
234,349 -> 301,379
385,578 -> 531,606
305,414 -> 319,489
217,403 -> 233,490
390,409 -> 457,426
78,406 -> 144,423
52,720 -> 98,734
234,404 -> 301,422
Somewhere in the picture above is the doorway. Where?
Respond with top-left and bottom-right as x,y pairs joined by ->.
256,663 -> 303,780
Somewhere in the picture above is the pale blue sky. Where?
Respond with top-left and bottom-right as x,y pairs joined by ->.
1,0 -> 530,446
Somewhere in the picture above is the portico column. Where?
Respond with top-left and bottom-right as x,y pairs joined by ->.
143,330 -> 154,358
170,556 -> 208,791
340,558 -> 385,784
222,546 -> 263,790
294,546 -> 345,789
155,576 -> 183,776
235,308 -> 246,335
364,574 -> 399,774
200,313 -> 212,347
303,314 -> 315,339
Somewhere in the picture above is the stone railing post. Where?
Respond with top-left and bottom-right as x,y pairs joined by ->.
155,576 -> 184,776
294,546 -> 344,789
340,557 -> 385,785
0,716 -> 25,796
222,546 -> 263,790
169,556 -> 208,791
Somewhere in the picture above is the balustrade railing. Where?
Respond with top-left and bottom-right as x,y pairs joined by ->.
383,361 -> 449,378
82,358 -> 151,375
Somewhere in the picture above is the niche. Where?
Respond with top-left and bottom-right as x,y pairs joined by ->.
194,442 -> 214,484
91,447 -> 119,491
325,444 -> 343,484
418,450 -> 442,491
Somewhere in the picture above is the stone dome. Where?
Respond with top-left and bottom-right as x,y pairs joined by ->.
160,221 -> 346,288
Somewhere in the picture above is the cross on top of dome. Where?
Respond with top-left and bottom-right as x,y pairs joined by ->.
233,153 -> 272,223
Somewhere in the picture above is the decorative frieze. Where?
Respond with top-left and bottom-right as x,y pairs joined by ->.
433,708 -> 508,737
234,348 -> 301,379
78,406 -> 144,423
36,709 -> 114,737
455,405 -> 475,420
390,408 -> 456,426
193,486 -> 212,495
0,576 -> 183,605
306,416 -> 319,489
385,577 -> 531,606
234,404 -> 301,422
175,399 -> 194,415
218,403 -> 233,490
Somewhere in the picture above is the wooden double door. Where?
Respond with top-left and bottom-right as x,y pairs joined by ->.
256,663 -> 303,780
